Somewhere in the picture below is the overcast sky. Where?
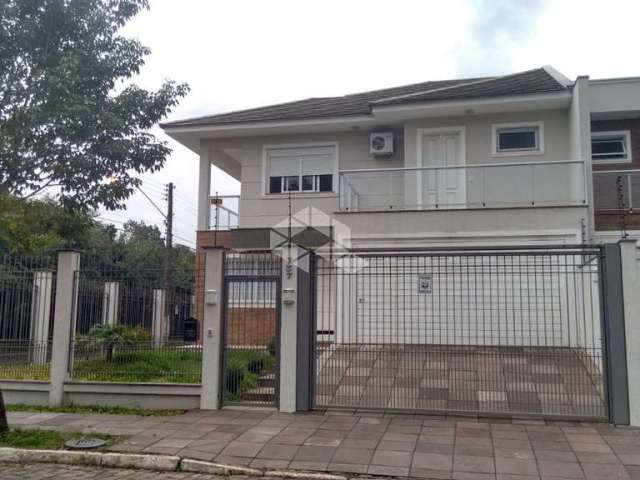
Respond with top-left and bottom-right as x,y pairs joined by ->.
100,0 -> 640,247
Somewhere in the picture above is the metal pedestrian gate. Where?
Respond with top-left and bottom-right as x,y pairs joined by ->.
221,252 -> 281,407
313,246 -> 611,420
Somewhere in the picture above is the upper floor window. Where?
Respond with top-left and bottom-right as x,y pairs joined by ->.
265,144 -> 336,194
492,122 -> 544,156
591,131 -> 632,164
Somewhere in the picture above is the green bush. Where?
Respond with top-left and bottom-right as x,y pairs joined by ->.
223,350 -> 275,398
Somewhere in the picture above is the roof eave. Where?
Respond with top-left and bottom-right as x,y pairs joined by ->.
370,91 -> 573,121
162,91 -> 574,150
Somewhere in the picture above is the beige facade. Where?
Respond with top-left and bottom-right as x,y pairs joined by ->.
199,108 -> 587,245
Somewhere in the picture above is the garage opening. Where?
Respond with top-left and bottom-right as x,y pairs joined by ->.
313,246 -> 608,420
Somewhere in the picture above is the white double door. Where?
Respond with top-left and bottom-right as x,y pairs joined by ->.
419,128 -> 466,208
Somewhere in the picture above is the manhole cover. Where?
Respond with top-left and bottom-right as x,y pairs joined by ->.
64,438 -> 106,450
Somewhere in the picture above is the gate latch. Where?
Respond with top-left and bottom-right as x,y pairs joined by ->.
283,288 -> 296,306
205,289 -> 218,305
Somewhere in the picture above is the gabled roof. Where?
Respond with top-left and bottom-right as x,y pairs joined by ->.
161,67 -> 570,129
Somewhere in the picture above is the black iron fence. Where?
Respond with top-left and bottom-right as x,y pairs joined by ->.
314,246 -> 607,420
0,255 -> 56,380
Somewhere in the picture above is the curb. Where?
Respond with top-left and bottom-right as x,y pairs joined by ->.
0,448 -> 349,480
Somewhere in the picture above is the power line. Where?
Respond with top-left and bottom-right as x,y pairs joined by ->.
136,186 -> 166,219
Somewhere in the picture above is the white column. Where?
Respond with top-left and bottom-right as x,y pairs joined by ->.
152,289 -> 168,345
49,250 -> 80,407
30,271 -> 53,364
201,247 -> 224,409
197,151 -> 211,231
279,244 -> 298,413
101,282 -> 120,326
569,76 -> 593,240
621,239 -> 640,426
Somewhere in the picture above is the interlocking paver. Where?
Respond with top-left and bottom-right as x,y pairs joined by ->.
7,408 -> 640,479
0,463 -> 243,479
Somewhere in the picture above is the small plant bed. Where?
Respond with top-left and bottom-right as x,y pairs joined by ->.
7,404 -> 185,417
0,429 -> 118,450
224,348 -> 276,402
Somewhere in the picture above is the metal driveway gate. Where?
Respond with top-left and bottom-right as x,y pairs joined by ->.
313,246 -> 610,420
221,252 -> 281,407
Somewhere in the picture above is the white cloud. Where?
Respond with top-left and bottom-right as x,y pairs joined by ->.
102,0 -> 640,246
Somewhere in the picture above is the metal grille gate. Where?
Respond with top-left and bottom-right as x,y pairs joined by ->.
221,252 -> 281,407
313,246 -> 608,420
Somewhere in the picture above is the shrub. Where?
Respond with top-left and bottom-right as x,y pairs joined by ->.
267,336 -> 278,357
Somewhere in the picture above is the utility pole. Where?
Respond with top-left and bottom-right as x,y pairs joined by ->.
165,182 -> 174,251
163,182 -> 175,341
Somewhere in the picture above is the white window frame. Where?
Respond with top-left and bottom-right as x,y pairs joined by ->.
591,130 -> 632,164
262,142 -> 339,196
491,121 -> 545,157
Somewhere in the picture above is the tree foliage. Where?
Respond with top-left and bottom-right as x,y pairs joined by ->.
0,0 -> 189,210
0,195 -> 195,292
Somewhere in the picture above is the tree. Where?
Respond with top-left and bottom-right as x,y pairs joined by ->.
0,0 -> 188,433
0,0 -> 189,211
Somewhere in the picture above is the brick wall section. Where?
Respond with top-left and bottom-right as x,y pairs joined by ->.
226,307 -> 277,346
592,119 -> 640,231
194,231 -> 234,341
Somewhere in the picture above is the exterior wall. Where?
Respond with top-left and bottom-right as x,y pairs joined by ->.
592,118 -> 640,232
337,206 -> 585,247
204,108 -> 581,245
404,109 -> 571,167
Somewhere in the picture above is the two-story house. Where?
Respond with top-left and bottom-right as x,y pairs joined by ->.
161,67 -> 640,419
162,66 -> 639,251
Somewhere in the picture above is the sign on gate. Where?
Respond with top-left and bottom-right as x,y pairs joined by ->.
417,274 -> 433,293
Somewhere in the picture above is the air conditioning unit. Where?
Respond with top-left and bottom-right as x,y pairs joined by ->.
370,132 -> 394,156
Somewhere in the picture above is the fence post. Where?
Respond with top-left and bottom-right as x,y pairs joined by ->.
296,250 -> 313,411
200,247 -> 224,409
102,282 -> 120,326
602,243 -> 630,425
49,250 -> 80,407
620,239 -> 640,426
279,244 -> 299,413
152,289 -> 168,345
30,271 -> 53,364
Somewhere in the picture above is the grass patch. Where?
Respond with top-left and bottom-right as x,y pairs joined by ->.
0,365 -> 49,381
7,403 -> 184,417
72,348 -> 202,383
0,429 -> 117,450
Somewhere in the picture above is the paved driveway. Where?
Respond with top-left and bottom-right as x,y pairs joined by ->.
315,344 -> 606,418
8,408 -> 640,479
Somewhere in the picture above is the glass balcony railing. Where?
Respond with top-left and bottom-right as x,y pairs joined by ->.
338,160 -> 587,212
209,195 -> 239,230
593,170 -> 640,213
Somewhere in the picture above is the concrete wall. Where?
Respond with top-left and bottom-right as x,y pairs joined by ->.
0,380 -> 201,410
0,380 -> 50,406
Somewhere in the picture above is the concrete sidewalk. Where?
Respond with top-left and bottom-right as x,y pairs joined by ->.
8,408 -> 640,479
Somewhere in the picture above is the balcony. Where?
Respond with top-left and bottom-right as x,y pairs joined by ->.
593,170 -> 640,213
209,195 -> 239,230
338,160 -> 586,212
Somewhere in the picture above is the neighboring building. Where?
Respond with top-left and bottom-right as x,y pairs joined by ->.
161,66 -> 640,251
